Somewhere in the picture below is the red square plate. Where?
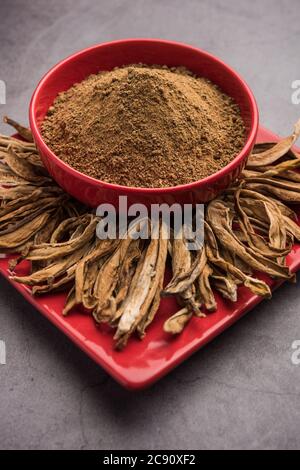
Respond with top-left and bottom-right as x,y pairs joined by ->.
1,126 -> 299,390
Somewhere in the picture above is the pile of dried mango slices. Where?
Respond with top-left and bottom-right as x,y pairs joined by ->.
1,116 -> 300,349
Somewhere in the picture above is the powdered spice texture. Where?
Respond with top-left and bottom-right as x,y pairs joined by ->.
42,65 -> 245,188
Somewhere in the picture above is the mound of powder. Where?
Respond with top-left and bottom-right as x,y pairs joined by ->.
42,64 -> 245,188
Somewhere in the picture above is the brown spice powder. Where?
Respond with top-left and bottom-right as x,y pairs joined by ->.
42,64 -> 245,188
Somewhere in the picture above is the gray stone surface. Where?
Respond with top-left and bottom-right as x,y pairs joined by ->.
0,0 -> 300,450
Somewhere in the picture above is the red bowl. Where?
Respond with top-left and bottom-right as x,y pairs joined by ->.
29,39 -> 258,208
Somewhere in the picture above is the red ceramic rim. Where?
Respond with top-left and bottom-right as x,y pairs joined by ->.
29,38 -> 259,194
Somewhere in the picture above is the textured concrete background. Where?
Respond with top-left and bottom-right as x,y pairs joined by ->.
0,0 -> 300,450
